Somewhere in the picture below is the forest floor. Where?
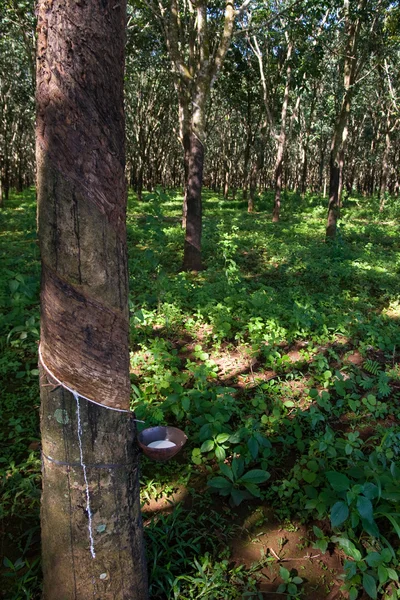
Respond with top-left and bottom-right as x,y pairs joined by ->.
1,188 -> 400,599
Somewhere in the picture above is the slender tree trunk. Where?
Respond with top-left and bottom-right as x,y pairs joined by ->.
1,156 -> 10,203
338,148 -> 345,207
248,161 -> 257,213
223,159 -> 230,198
379,120 -> 391,210
326,0 -> 366,238
183,131 -> 204,270
36,1 -> 148,597
272,42 -> 293,222
137,165 -> 144,201
300,144 -> 308,195
182,129 -> 190,229
272,145 -> 284,221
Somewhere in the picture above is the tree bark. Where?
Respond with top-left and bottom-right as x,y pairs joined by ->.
183,131 -> 204,270
326,0 -> 366,239
40,369 -> 147,599
272,41 -> 293,222
379,112 -> 393,211
159,0 -> 240,268
36,0 -> 148,597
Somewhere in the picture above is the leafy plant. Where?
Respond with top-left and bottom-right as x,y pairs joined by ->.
3,555 -> 41,600
208,457 -> 270,506
276,566 -> 304,598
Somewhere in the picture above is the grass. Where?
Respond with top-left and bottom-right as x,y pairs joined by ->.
1,186 -> 400,599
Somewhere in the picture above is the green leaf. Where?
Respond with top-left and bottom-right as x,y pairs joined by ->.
363,482 -> 379,500
345,443 -> 353,455
361,518 -> 380,538
9,280 -> 19,293
390,462 -> 400,480
331,502 -> 349,528
207,477 -> 232,493
200,439 -> 214,453
216,432 -> 230,444
3,557 -> 14,569
363,573 -> 377,599
279,567 -> 290,581
283,399 -> 295,407
292,576 -> 303,585
377,565 -> 388,585
302,469 -> 317,483
219,462 -> 234,482
215,445 -> 226,462
349,587 -> 358,600
366,553 -> 381,568
230,488 -> 246,506
334,537 -> 361,561
287,583 -> 298,595
381,548 -> 392,563
231,458 -> 244,480
307,460 -> 319,472
357,496 -> 374,523
326,471 -> 350,492
240,469 -> 270,484
182,397 -> 190,411
313,525 -> 324,539
335,379 -> 346,397
243,482 -> 261,497
248,437 -> 259,459
314,539 -> 328,553
305,485 -> 318,499
387,568 -> 398,582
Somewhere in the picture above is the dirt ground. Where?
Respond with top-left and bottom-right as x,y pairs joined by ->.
142,487 -> 348,599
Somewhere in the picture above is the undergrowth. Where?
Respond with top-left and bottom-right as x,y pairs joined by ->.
1,187 -> 400,599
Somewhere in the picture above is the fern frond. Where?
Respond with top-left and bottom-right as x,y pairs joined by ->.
378,372 -> 391,398
364,359 -> 381,376
359,376 -> 374,390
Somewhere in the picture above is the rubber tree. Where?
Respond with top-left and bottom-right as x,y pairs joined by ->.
324,0 -> 394,238
149,0 -> 250,270
378,59 -> 399,210
0,1 -> 35,204
36,0 -> 147,598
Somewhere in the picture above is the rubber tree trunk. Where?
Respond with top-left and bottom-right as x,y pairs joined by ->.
248,161 -> 257,213
272,41 -> 292,223
379,119 -> 391,211
182,83 -> 205,271
36,0 -> 147,597
326,0 -> 365,239
183,131 -> 204,270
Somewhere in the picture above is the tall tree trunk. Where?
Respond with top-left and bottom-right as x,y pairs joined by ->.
272,144 -> 284,221
326,0 -> 366,239
181,128 -> 190,230
248,161 -> 257,213
300,143 -> 308,195
272,42 -> 292,222
182,80 -> 206,270
36,1 -> 148,598
379,117 -> 392,211
183,130 -> 204,270
223,159 -> 230,198
161,0 -> 241,265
